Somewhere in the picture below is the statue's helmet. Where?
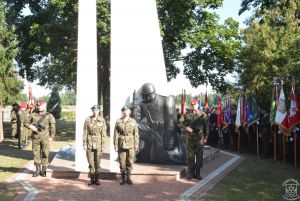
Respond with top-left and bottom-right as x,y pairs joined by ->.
140,83 -> 156,95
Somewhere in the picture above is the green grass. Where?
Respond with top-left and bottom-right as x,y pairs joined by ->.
0,120 -> 75,201
201,153 -> 300,201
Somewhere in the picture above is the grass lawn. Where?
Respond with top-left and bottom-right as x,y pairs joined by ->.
201,153 -> 300,201
0,120 -> 75,201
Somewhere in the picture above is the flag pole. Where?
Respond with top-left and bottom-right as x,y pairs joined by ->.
256,124 -> 259,157
294,131 -> 297,167
274,126 -> 277,160
238,128 -> 240,153
283,134 -> 286,162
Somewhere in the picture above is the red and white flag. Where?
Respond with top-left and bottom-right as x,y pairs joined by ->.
288,81 -> 300,131
275,87 -> 289,136
28,84 -> 35,109
181,89 -> 186,117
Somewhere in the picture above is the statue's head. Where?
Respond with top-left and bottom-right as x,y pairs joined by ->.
140,83 -> 156,103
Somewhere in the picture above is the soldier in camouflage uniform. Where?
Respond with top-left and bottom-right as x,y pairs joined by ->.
114,105 -> 139,185
10,102 -> 20,139
179,99 -> 209,180
83,105 -> 106,186
19,102 -> 30,149
25,99 -> 56,177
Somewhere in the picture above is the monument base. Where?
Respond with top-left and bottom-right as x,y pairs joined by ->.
48,144 -> 219,181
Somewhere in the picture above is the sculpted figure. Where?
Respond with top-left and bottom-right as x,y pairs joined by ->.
133,83 -> 186,164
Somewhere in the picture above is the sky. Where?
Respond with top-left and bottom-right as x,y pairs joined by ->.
22,0 -> 251,97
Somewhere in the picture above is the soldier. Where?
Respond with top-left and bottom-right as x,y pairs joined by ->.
25,99 -> 56,177
83,105 -> 106,186
114,105 -> 139,185
10,102 -> 20,139
259,107 -> 271,158
19,102 -> 30,149
179,99 -> 209,180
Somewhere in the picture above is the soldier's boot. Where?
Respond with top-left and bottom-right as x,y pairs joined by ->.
120,172 -> 126,185
33,165 -> 41,177
186,168 -> 193,180
94,172 -> 101,185
126,172 -> 133,185
88,173 -> 95,186
195,169 -> 202,180
40,166 -> 47,177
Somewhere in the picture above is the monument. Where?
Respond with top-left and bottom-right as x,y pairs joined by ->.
110,0 -> 170,169
75,0 -> 98,172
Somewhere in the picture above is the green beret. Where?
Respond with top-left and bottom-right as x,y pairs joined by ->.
91,105 -> 103,110
121,105 -> 130,111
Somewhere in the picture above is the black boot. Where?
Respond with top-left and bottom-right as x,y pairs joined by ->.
120,172 -> 126,185
94,172 -> 100,185
186,168 -> 193,180
33,165 -> 41,177
40,166 -> 47,177
88,173 -> 95,186
127,172 -> 133,185
195,169 -> 202,180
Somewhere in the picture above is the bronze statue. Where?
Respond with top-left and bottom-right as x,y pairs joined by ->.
132,83 -> 187,164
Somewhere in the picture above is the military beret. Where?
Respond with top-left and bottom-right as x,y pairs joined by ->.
91,105 -> 103,110
121,105 -> 130,111
37,99 -> 45,106
12,102 -> 19,106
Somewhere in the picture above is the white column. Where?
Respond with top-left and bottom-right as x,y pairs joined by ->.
75,0 -> 98,172
110,0 -> 168,171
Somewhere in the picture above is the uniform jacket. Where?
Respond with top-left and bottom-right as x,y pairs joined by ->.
25,112 -> 56,140
83,116 -> 107,150
114,117 -> 139,150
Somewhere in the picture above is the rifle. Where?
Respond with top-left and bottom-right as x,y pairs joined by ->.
48,102 -> 59,113
33,114 -> 48,132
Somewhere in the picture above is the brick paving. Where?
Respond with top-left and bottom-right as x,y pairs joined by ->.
11,150 -> 243,201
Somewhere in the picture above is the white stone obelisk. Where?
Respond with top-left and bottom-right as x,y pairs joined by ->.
110,0 -> 168,171
75,0 -> 98,172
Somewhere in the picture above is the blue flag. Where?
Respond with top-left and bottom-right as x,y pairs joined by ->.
225,96 -> 232,124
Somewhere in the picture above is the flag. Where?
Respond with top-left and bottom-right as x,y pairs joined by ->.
235,96 -> 242,131
181,89 -> 186,117
204,89 -> 208,110
270,84 -> 278,125
225,96 -> 232,124
251,95 -> 259,123
275,86 -> 289,136
246,96 -> 253,127
198,97 -> 203,111
247,95 -> 259,126
288,81 -> 300,131
28,83 -> 35,109
217,96 -> 223,127
243,96 -> 248,127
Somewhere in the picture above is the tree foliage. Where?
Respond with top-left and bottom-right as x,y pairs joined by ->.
5,0 -> 241,116
237,0 -> 300,107
47,86 -> 61,119
0,1 -> 23,106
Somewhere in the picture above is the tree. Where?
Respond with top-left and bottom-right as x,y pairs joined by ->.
47,86 -> 62,119
6,0 -> 241,117
60,90 -> 76,106
237,0 -> 300,107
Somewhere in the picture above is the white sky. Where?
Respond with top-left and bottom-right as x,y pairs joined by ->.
22,0 -> 250,97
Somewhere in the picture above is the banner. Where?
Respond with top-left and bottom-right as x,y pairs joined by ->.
288,81 -> 300,131
181,89 -> 186,117
275,86 -> 289,136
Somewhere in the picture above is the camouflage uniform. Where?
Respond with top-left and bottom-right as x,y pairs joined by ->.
83,116 -> 106,176
25,112 -> 56,168
179,110 -> 209,179
19,110 -> 30,148
114,117 -> 139,184
10,109 -> 20,138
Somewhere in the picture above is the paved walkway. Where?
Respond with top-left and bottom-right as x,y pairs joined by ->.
10,150 -> 243,201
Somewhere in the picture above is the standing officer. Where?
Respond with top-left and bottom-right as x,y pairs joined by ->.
25,99 -> 56,177
10,102 -> 20,139
83,105 -> 106,186
114,105 -> 139,185
179,99 -> 209,180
